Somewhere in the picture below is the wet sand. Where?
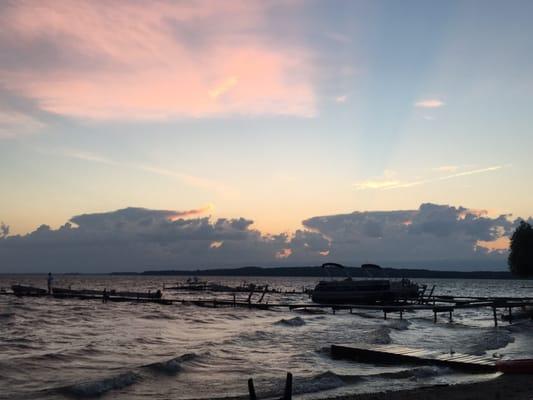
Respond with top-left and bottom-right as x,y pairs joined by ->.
326,375 -> 533,400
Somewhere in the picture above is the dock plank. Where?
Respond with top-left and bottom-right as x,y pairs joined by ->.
331,343 -> 497,373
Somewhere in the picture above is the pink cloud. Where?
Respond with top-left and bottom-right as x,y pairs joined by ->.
414,99 -> 445,108
0,1 -> 315,120
167,204 -> 214,221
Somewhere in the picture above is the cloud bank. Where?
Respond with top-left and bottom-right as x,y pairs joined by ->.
0,204 -> 528,273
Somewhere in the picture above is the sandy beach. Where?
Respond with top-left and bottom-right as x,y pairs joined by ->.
327,374 -> 533,400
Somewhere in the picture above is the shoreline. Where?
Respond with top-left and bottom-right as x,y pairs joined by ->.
323,374 -> 533,400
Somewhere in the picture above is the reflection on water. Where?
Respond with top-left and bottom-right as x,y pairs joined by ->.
0,275 -> 532,399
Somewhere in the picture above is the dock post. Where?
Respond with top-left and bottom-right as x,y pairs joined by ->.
508,307 -> 513,324
449,310 -> 453,322
283,372 -> 293,400
233,293 -> 236,307
247,287 -> 255,304
433,310 -> 437,323
350,307 -> 353,314
399,310 -> 403,320
332,307 -> 336,315
492,306 -> 498,327
248,378 -> 257,400
258,285 -> 268,303
383,310 -> 387,320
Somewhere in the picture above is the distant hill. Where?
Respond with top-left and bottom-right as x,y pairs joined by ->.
113,266 -> 521,279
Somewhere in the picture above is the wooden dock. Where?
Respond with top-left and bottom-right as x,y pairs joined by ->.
331,343 -> 497,373
5,285 -> 533,327
52,293 -> 173,304
179,298 -> 533,327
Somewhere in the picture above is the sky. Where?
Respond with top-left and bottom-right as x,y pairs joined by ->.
1,1 -> 532,272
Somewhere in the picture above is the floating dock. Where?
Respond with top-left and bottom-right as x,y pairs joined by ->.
331,343 -> 498,373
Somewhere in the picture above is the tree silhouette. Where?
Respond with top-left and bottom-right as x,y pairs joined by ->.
0,222 -> 9,239
508,221 -> 533,277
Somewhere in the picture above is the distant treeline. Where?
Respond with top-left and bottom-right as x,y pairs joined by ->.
110,266 -> 520,279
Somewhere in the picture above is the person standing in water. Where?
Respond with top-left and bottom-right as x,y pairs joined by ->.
47,272 -> 54,294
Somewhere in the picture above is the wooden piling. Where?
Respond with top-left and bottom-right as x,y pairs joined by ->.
247,287 -> 255,304
258,285 -> 268,303
283,372 -> 292,400
493,306 -> 498,327
248,378 -> 256,400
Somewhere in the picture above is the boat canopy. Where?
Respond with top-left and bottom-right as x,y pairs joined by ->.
321,262 -> 345,269
321,263 -> 352,280
361,263 -> 385,278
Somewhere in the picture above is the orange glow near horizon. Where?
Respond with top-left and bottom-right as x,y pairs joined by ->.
477,236 -> 510,253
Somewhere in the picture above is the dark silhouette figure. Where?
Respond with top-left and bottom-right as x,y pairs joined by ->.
102,288 -> 109,303
508,221 -> 533,277
47,272 -> 53,294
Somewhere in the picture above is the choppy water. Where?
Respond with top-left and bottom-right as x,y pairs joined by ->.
1,275 -> 533,400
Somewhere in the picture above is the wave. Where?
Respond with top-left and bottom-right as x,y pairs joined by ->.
231,329 -> 274,343
52,352 -> 198,398
0,311 -> 15,319
142,353 -> 198,375
141,313 -> 177,320
368,326 -> 392,344
467,329 -> 515,355
26,351 -> 76,363
193,372 -> 358,400
293,371 -> 349,394
213,314 -> 242,321
58,371 -> 140,398
275,316 -> 306,327
375,365 -> 451,380
256,371 -> 352,398
505,319 -> 533,332
387,319 -> 410,330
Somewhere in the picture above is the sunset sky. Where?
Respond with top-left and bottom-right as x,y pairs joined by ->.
1,1 -> 532,271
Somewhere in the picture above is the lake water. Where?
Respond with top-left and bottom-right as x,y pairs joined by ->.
1,275 -> 532,400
